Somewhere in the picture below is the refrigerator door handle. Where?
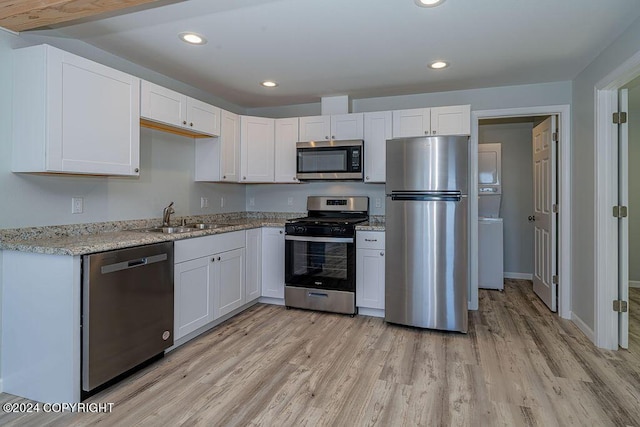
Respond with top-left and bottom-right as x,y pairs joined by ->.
389,193 -> 462,202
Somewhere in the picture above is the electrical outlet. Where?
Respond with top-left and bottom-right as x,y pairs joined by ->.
200,197 -> 209,209
375,198 -> 382,208
220,197 -> 225,208
287,197 -> 293,206
249,197 -> 255,207
71,197 -> 84,214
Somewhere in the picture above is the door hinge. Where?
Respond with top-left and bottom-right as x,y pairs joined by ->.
552,204 -> 559,213
613,205 -> 628,218
552,275 -> 558,284
613,300 -> 628,313
613,112 -> 628,124
552,132 -> 558,142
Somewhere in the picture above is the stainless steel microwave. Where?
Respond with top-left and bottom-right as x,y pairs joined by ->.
296,140 -> 363,181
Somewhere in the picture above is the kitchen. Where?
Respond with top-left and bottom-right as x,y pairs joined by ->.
1,0 -> 640,425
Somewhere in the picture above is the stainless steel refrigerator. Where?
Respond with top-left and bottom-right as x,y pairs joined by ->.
385,136 -> 469,332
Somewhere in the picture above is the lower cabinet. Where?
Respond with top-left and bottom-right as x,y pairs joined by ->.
174,231 -> 246,340
245,228 -> 262,302
356,231 -> 386,312
261,227 -> 285,299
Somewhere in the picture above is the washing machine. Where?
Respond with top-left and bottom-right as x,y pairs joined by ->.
478,143 -> 504,290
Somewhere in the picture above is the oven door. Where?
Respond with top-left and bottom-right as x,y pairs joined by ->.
285,235 -> 355,292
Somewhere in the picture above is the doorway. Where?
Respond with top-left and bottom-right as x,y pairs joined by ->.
469,105 -> 571,320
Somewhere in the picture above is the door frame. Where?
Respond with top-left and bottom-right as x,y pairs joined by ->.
470,105 -> 571,320
594,49 -> 640,349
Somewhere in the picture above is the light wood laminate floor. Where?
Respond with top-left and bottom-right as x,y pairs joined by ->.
2,279 -> 640,426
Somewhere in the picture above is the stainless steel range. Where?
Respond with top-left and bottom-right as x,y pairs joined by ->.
285,196 -> 369,315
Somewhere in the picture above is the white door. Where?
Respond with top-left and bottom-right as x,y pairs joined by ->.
356,249 -> 385,309
274,118 -> 300,183
299,115 -> 331,141
186,97 -> 220,136
240,116 -> 275,182
532,116 -> 557,311
220,110 -> 241,182
363,111 -> 392,183
331,113 -> 364,140
245,229 -> 262,302
261,228 -> 285,299
140,80 -> 186,127
618,88 -> 630,349
174,257 -> 214,339
392,108 -> 430,138
216,248 -> 246,318
430,105 -> 471,136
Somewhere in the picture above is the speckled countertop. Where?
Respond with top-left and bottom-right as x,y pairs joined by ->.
0,212 -> 385,256
0,212 -> 303,256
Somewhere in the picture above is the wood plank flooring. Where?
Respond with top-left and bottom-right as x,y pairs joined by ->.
2,279 -> 640,426
630,287 -> 640,354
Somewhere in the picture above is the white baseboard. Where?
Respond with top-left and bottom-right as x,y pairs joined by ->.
571,312 -> 595,342
629,280 -> 640,288
504,272 -> 533,280
258,296 -> 285,306
358,307 -> 384,318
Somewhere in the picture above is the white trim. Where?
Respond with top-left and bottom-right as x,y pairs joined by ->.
629,281 -> 640,289
357,307 -> 385,318
472,105 -> 572,321
258,296 -> 284,306
571,311 -> 595,342
594,47 -> 640,350
0,26 -> 19,36
504,272 -> 533,280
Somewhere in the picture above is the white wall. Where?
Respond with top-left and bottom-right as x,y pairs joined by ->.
479,121 -> 534,276
628,85 -> 640,283
571,16 -> 640,329
0,30 -> 246,230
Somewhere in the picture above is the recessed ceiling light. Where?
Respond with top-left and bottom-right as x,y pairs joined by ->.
415,0 -> 446,7
429,60 -> 449,69
261,81 -> 278,88
178,32 -> 207,45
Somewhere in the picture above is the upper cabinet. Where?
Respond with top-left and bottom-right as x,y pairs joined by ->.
363,111 -> 392,183
141,80 -> 220,137
12,44 -> 140,176
392,105 -> 470,138
194,109 -> 240,182
240,116 -> 275,183
274,118 -> 300,183
299,113 -> 364,141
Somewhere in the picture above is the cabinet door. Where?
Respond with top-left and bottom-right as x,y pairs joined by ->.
356,249 -> 385,310
45,47 -> 140,175
299,115 -> 331,141
186,97 -> 221,136
245,229 -> 262,302
363,111 -> 392,183
430,105 -> 471,136
140,80 -> 186,129
240,116 -> 275,182
174,257 -> 214,339
392,108 -> 430,138
216,248 -> 246,318
220,110 -> 241,182
331,113 -> 364,140
261,228 -> 285,299
274,118 -> 300,183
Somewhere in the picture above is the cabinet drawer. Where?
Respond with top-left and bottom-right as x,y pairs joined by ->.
175,230 -> 245,263
356,231 -> 385,249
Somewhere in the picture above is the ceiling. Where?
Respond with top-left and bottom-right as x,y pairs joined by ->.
35,0 -> 640,109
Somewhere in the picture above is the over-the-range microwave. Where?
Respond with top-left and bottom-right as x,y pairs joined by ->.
296,139 -> 363,181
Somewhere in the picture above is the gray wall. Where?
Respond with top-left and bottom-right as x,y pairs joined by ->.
571,16 -> 640,329
479,121 -> 534,276
629,85 -> 640,284
0,30 -> 247,230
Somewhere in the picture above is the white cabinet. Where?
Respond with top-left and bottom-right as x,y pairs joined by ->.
240,116 -> 275,182
12,44 -> 140,176
174,231 -> 246,340
245,228 -> 262,302
299,113 -> 364,141
194,109 -> 240,182
356,231 -> 385,313
392,105 -> 470,137
261,227 -> 285,299
363,111 -> 392,183
216,247 -> 246,317
141,80 -> 220,136
174,256 -> 214,339
274,118 -> 300,183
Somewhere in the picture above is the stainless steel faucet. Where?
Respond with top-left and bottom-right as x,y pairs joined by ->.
162,202 -> 175,227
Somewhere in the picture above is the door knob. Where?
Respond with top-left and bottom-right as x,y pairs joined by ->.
182,121 -> 187,125
380,252 -> 384,256
217,256 -> 221,261
528,215 -> 536,222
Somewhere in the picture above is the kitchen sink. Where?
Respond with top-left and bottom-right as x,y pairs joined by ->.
185,223 -> 233,229
142,226 -> 196,234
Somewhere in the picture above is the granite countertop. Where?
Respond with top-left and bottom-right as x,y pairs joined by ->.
0,213 -> 301,256
355,215 -> 386,232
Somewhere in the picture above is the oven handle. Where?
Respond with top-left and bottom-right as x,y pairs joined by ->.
285,235 -> 354,243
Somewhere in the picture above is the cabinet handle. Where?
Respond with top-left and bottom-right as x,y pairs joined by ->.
223,175 -> 227,179
211,257 -> 216,262
424,130 -> 428,135
432,130 -> 436,134
331,135 -> 335,139
293,177 -> 296,181
217,256 -> 221,261
183,121 -> 187,125
380,252 -> 384,256
279,230 -> 283,234
325,136 -> 329,140
366,176 -> 370,180
134,168 -> 139,173
243,176 -> 247,180
190,122 -> 194,127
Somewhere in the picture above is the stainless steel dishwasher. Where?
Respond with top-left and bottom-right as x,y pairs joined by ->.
82,242 -> 174,393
